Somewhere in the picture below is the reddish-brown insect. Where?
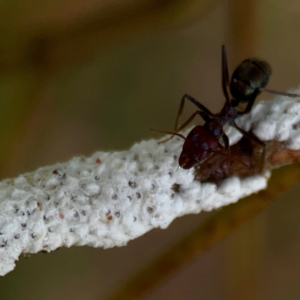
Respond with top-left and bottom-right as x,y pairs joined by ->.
156,45 -> 300,170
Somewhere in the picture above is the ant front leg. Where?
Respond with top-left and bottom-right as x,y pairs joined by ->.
158,111 -> 202,144
222,134 -> 229,152
176,94 -> 215,130
236,92 -> 259,116
231,120 -> 266,171
259,87 -> 300,98
158,94 -> 215,144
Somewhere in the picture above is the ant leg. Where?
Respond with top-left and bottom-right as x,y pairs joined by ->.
236,85 -> 300,117
198,111 -> 212,123
157,94 -> 215,144
179,94 -> 215,127
231,121 -> 266,171
150,129 -> 186,141
221,45 -> 230,103
222,134 -> 229,151
157,111 -> 202,144
238,88 -> 300,117
236,92 -> 259,116
259,87 -> 300,98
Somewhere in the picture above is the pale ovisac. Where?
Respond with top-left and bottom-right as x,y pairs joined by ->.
1,89 -> 300,276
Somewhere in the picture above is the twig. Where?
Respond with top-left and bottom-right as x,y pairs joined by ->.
0,90 -> 300,276
108,164 -> 300,300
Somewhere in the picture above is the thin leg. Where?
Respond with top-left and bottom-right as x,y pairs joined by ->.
222,133 -> 229,151
236,92 -> 259,116
259,87 -> 300,98
231,120 -> 266,171
199,111 -> 212,123
158,111 -> 202,144
176,111 -> 205,132
237,87 -> 300,117
221,45 -> 230,103
177,94 -> 215,131
174,94 -> 187,131
151,129 -> 186,141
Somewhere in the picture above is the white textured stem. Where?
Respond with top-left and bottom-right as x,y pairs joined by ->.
1,89 -> 300,276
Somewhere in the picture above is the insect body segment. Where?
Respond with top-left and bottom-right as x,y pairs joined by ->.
179,126 -> 221,169
230,58 -> 272,114
230,59 -> 271,103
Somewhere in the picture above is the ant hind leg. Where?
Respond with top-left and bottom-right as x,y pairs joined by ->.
232,121 -> 266,171
222,134 -> 229,152
259,87 -> 300,98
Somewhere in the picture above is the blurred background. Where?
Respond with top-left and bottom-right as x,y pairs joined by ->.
1,0 -> 300,299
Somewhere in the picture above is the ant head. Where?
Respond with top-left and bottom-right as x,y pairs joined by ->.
178,126 -> 220,169
179,151 -> 197,169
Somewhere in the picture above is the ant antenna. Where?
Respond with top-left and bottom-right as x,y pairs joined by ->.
151,129 -> 186,144
259,87 -> 300,98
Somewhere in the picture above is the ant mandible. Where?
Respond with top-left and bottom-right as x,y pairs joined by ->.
158,45 -> 300,170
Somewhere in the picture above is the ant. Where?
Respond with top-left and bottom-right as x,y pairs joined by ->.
156,45 -> 300,171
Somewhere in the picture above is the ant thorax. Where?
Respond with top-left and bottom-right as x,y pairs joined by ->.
203,119 -> 223,137
217,102 -> 237,123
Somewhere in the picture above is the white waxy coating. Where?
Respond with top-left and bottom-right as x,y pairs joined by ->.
1,89 -> 300,276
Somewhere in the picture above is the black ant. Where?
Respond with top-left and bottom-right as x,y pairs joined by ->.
156,45 -> 300,171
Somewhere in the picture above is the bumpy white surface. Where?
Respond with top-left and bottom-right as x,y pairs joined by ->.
226,88 -> 300,146
1,91 -> 300,276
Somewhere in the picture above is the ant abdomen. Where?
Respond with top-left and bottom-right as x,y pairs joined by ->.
230,58 -> 272,104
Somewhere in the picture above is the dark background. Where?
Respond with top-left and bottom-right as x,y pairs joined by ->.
0,0 -> 300,299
